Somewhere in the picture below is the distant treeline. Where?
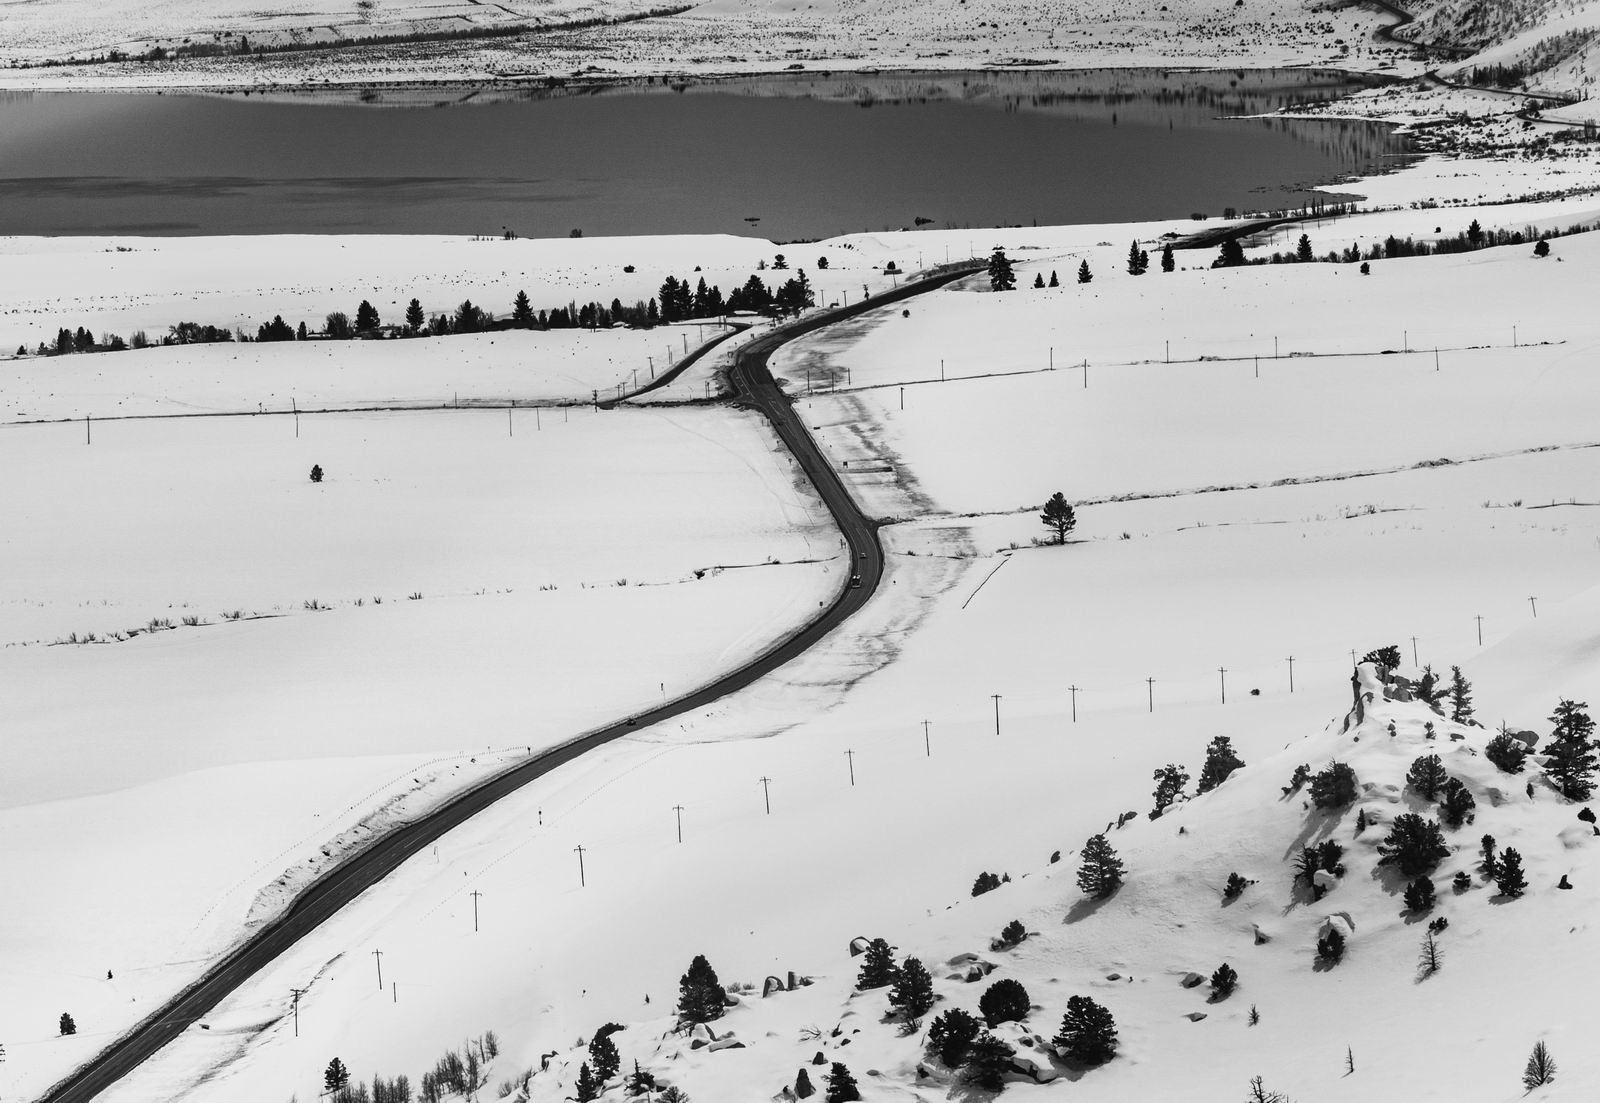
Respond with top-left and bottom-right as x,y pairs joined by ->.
1213,217 -> 1594,268
18,266 -> 818,357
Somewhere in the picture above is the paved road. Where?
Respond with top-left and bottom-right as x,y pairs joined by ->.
34,261 -> 981,1103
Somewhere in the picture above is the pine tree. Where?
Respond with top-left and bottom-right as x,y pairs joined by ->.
964,1032 -> 1015,1090
1161,244 -> 1175,272
1449,666 -> 1474,723
987,248 -> 1016,292
1077,259 -> 1093,284
1377,813 -> 1450,876
1403,875 -> 1436,912
326,1058 -> 352,1093
1296,233 -> 1313,262
1480,833 -> 1499,878
1196,735 -> 1244,793
625,1060 -> 656,1095
676,954 -> 724,1023
574,1062 -> 600,1103
59,1012 -> 76,1035
1150,763 -> 1189,817
404,298 -> 424,333
1215,237 -> 1246,267
452,300 -> 483,334
1484,732 -> 1528,773
1534,237 -> 1551,257
888,956 -> 935,1020
512,290 -> 535,328
978,977 -> 1030,1027
1545,698 -> 1597,799
1415,665 -> 1446,711
1418,929 -> 1442,978
1439,777 -> 1476,827
355,300 -> 380,332
1127,240 -> 1146,275
1522,1040 -> 1557,1088
1076,834 -> 1124,898
1467,218 -> 1484,246
1053,995 -> 1117,1064
1209,963 -> 1238,999
856,937 -> 896,990
1495,847 -> 1527,897
1033,272 -> 1045,288
971,871 -> 1002,896
1406,754 -> 1448,800
310,464 -> 324,483
1316,927 -> 1345,965
926,1007 -> 981,1067
1310,761 -> 1358,808
1048,269 -> 1060,287
998,918 -> 1027,946
1039,491 -> 1077,544
824,1062 -> 860,1102
589,1032 -> 620,1082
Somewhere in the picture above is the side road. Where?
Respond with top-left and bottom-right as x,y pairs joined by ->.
33,260 -> 981,1103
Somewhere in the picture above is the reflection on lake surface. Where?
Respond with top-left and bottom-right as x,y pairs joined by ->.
0,70 -> 1409,238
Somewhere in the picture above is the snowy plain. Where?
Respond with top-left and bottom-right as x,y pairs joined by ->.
0,194 -> 1590,1102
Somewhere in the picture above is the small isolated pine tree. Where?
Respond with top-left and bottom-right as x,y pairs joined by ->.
1378,813 -> 1450,877
1161,244 -> 1175,272
1209,963 -> 1238,999
1197,735 -> 1245,793
1545,698 -> 1597,799
1310,761 -> 1358,808
511,290 -> 535,328
325,1057 -> 351,1093
59,1012 -> 77,1036
404,298 -> 425,333
589,1032 -> 620,1082
1449,666 -> 1474,723
1296,233 -> 1314,262
1039,491 -> 1077,544
1247,1004 -> 1260,1026
978,977 -> 1030,1027
987,248 -> 1016,292
1077,259 -> 1093,284
1127,240 -> 1146,275
926,1007 -> 981,1067
1076,834 -> 1125,899
574,1062 -> 600,1103
1495,847 -> 1527,898
1403,875 -> 1436,913
1485,732 -> 1528,773
1416,665 -> 1446,711
1440,777 -> 1476,827
1150,762 -> 1189,817
1048,269 -> 1060,287
1523,1040 -> 1557,1089
888,956 -> 935,1020
1316,927 -> 1346,966
1362,645 -> 1402,675
354,300 -> 380,332
1453,870 -> 1472,892
1534,238 -> 1551,258
1223,872 -> 1250,901
1481,833 -> 1499,878
1418,929 -> 1442,978
1054,995 -> 1118,1065
1406,754 -> 1448,800
999,919 -> 1027,947
1246,1076 -> 1288,1103
965,1031 -> 1015,1090
856,937 -> 896,989
677,954 -> 724,1023
1032,272 -> 1045,288
825,1061 -> 860,1103
972,871 -> 1003,897
310,464 -> 324,483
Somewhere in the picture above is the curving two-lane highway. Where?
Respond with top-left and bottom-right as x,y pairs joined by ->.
35,261 -> 981,1103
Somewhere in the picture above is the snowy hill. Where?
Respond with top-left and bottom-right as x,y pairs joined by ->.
525,662 -> 1598,1102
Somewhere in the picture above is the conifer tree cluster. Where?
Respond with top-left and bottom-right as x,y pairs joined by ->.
1377,813 -> 1450,877
1126,240 -> 1150,275
1310,761 -> 1358,808
987,248 -> 1016,292
1196,735 -> 1245,793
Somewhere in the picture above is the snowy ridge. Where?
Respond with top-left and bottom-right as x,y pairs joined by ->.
525,662 -> 1598,1102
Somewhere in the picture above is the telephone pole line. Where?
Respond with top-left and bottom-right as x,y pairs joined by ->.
1411,636 -> 1419,666
1146,677 -> 1155,713
1529,596 -> 1538,618
673,804 -> 684,843
372,949 -> 383,990
1476,614 -> 1484,645
844,749 -> 856,786
469,890 -> 482,932
1286,656 -> 1295,693
759,776 -> 772,815
574,845 -> 587,888
991,694 -> 1003,735
1218,667 -> 1227,704
1068,684 -> 1078,722
290,987 -> 307,1037
921,719 -> 931,757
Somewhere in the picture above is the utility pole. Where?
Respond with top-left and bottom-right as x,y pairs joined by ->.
1083,359 -> 1088,388
85,414 -> 91,445
1068,684 -> 1079,722
1218,666 -> 1227,704
922,719 -> 931,756
1529,596 -> 1538,618
469,889 -> 482,932
1411,636 -> 1419,666
1286,656 -> 1295,693
574,846 -> 586,888
844,749 -> 856,786
1476,614 -> 1484,645
372,949 -> 383,990
900,386 -> 904,410
290,987 -> 307,1038
392,982 -> 397,1004
759,776 -> 772,814
1146,677 -> 1155,713
991,694 -> 1002,735
508,404 -> 513,437
673,804 -> 684,843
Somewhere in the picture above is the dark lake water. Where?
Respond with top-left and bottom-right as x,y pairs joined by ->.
0,70 -> 1408,238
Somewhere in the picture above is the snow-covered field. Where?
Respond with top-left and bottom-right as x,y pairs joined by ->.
1,212 -> 1591,1103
